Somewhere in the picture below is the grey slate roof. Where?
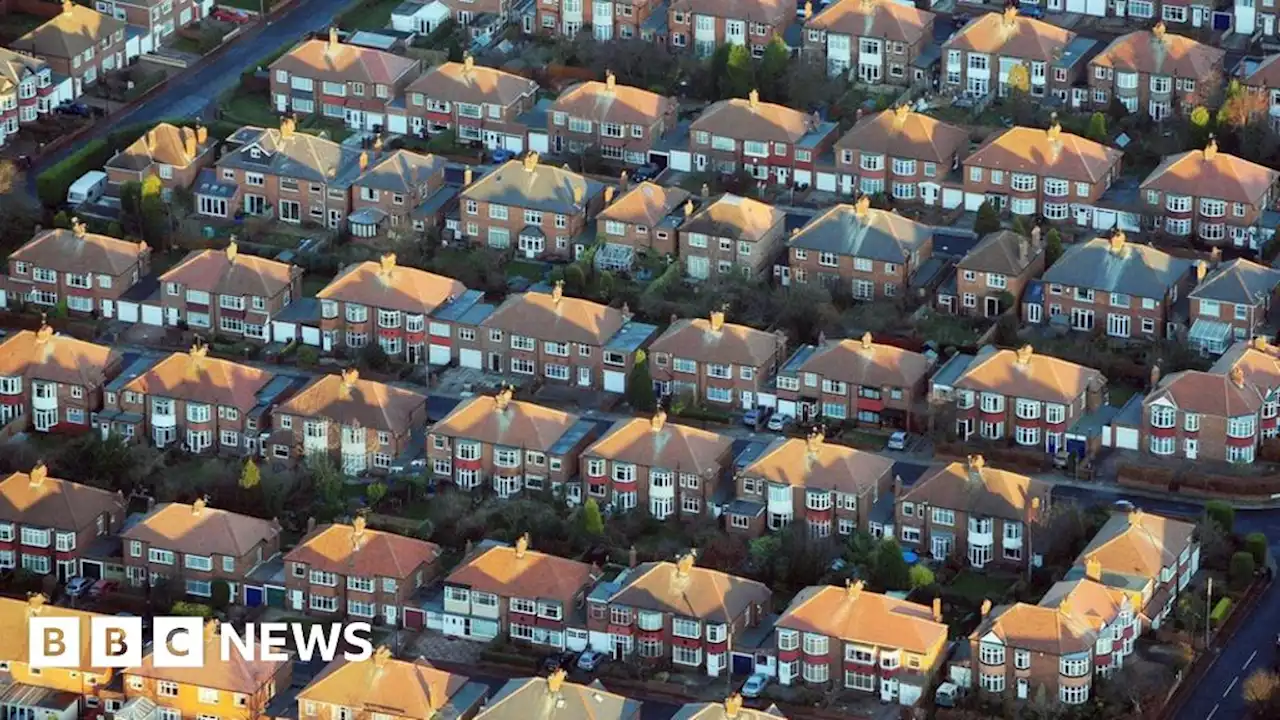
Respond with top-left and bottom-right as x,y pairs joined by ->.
462,159 -> 603,214
219,126 -> 364,187
355,149 -> 445,193
1041,237 -> 1193,299
787,204 -> 932,262
1188,258 -> 1280,306
476,677 -> 640,720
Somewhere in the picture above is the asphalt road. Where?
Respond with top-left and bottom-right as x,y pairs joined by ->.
26,0 -> 355,190
1051,484 -> 1280,720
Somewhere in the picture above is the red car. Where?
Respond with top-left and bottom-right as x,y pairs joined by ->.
212,7 -> 252,24
88,579 -> 119,599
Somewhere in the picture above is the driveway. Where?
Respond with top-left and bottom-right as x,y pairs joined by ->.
25,0 -> 356,191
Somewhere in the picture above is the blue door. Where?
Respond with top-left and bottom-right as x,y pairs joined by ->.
732,653 -> 754,675
245,586 -> 264,607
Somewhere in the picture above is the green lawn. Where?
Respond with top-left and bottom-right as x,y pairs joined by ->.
223,88 -> 279,127
336,0 -> 403,31
946,569 -> 1019,605
506,259 -> 547,282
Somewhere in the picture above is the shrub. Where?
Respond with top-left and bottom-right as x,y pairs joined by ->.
296,346 -> 319,367
1206,500 -> 1235,533
170,601 -> 212,618
1247,532 -> 1269,566
1210,597 -> 1233,626
909,564 -> 936,590
1230,551 -> 1257,590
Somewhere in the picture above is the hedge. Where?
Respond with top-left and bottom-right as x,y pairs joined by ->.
1210,597 -> 1233,626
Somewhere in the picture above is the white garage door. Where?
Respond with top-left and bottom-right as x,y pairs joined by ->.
301,326 -> 321,347
503,134 -> 525,153
527,131 -> 549,155
117,301 -> 139,323
387,114 -> 408,135
603,370 -> 626,393
141,304 -> 163,327
670,150 -> 692,173
460,348 -> 482,369
1114,427 -> 1139,451
942,188 -> 964,210
271,321 -> 295,343
816,172 -> 836,192
429,343 -> 451,366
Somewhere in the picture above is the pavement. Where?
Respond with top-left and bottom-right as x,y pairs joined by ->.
24,0 -> 356,192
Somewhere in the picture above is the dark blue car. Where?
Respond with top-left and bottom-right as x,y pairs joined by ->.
491,148 -> 515,163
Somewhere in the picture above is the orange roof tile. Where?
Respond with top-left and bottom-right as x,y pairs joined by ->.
809,0 -> 934,46
128,620 -> 286,694
11,224 -> 149,277
598,182 -> 690,228
608,553 -> 770,622
779,582 -> 946,654
446,537 -> 597,607
945,8 -> 1074,61
902,458 -> 1050,521
299,652 -> 470,718
650,314 -> 784,368
797,334 -> 930,391
0,325 -> 118,389
317,255 -> 467,316
482,287 -> 627,347
122,499 -> 280,558
270,36 -> 419,86
552,76 -> 675,127
275,369 -> 426,435
160,243 -> 298,299
123,345 -> 274,411
0,464 -> 123,532
965,124 -> 1122,184
1092,24 -> 1225,79
691,94 -> 821,144
585,413 -> 733,477
429,393 -> 583,452
741,434 -> 893,497
1141,140 -> 1278,205
835,106 -> 968,166
952,345 -> 1103,404
286,519 -> 439,579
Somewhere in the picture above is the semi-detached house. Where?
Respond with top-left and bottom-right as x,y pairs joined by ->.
0,324 -> 120,435
158,242 -> 302,343
0,463 -> 125,581
785,197 -> 933,299
831,105 -> 968,202
649,310 -> 787,410
666,0 -> 792,58
3,221 -> 151,316
803,0 -> 936,84
405,55 -> 537,152
546,73 -> 676,165
941,8 -> 1081,101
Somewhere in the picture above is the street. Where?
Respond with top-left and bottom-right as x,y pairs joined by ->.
1052,484 -> 1280,720
25,0 -> 356,190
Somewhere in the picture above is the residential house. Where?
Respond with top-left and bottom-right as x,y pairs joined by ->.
284,516 -> 440,623
270,30 -> 421,133
197,119 -> 366,231
457,153 -> 605,260
1067,509 -> 1199,631
0,462 -> 125,581
437,0 -> 508,27
123,619 -> 292,720
103,122 -> 215,195
536,0 -> 665,39
102,343 -> 281,454
939,230 -> 1046,317
347,145 -> 448,241
832,105 -> 968,201
120,498 -> 282,602
961,122 -> 1123,220
426,388 -> 600,501
941,7 -> 1079,100
937,344 -> 1105,454
727,431 -> 894,538
476,671 -> 640,720
895,455 -> 1051,568
465,283 -> 658,392
970,577 -> 1138,706
773,581 -> 947,704
442,534 -> 599,650
1032,231 -> 1195,339
313,253 -> 469,364
95,0 -> 205,53
297,648 -> 487,720
405,55 -> 538,151
270,368 -> 428,475
666,0 -> 792,58
1088,23 -> 1225,119
1141,365 -> 1265,463
679,194 -> 787,281
1240,54 -> 1280,130
581,410 -> 733,519
585,551 -> 771,676
596,182 -> 691,264
1139,139 -> 1279,249
158,242 -> 302,343
3,220 -> 152,315
0,48 -> 59,145
1187,257 -> 1280,354
685,90 -> 839,188
803,0 -> 936,85
649,310 -> 787,410
11,1 -> 127,96
0,595 -> 118,717
785,197 -> 933,301
672,697 -> 785,720
549,73 -> 676,165
0,324 -> 120,434
773,333 -> 931,428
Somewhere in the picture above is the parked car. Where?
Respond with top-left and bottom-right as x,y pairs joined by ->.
541,652 -> 576,673
491,148 -> 515,163
886,430 -> 908,451
741,673 -> 769,698
743,407 -> 770,428
631,164 -> 661,182
65,577 -> 94,598
89,579 -> 119,599
212,7 -> 252,23
936,681 -> 966,708
576,650 -> 606,672
1017,3 -> 1045,17
766,413 -> 790,432
56,101 -> 92,117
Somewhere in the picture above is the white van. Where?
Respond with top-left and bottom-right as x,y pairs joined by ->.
67,171 -> 107,206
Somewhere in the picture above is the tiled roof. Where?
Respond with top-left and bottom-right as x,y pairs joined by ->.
299,653 -> 471,719
128,621 -> 286,694
160,243 -> 298,299
957,230 -> 1039,276
552,76 -> 675,126
807,0 -> 933,44
270,36 -> 419,86
585,413 -> 733,477
1092,24 -> 1225,79
1075,510 -> 1196,585
598,182 -> 690,228
1041,234 -> 1193,298
787,200 -> 931,261
122,346 -> 274,411
0,326 -> 117,390
741,435 -> 893,496
276,369 -> 426,435
608,554 -> 771,622
1190,258 -> 1280,307
650,315 -> 783,367
12,3 -> 124,61
794,334 -> 931,390
430,392 -> 582,452
0,464 -> 123,532
952,345 -> 1103,404
945,7 -> 1074,61
778,582 -> 946,654
477,674 -> 641,720
317,255 -> 468,316
106,122 -> 208,172
691,93 -> 822,144
461,156 -> 603,214
406,57 -> 537,107
446,537 -> 597,608
681,194 -> 786,245
901,457 -> 1050,521
1141,141 -> 1278,205
965,124 -> 1122,184
0,596 -> 110,673
11,225 -> 149,277
285,519 -> 439,579
835,106 -> 968,166
122,500 -> 280,558
482,286 -> 626,347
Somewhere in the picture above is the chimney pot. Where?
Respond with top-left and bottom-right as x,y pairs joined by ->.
932,597 -> 942,623
980,599 -> 992,617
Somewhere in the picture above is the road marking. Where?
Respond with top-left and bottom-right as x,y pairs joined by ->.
1245,650 -> 1258,670
1207,703 -> 1219,720
1224,676 -> 1239,698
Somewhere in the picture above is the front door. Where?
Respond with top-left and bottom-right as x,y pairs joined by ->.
328,209 -> 342,230
407,344 -> 422,365
488,353 -> 502,372
289,590 -> 303,610
1267,14 -> 1276,34
1027,303 -> 1042,323
984,296 -> 1000,317
577,367 -> 591,387
694,153 -> 707,171
384,605 -> 398,626
775,167 -> 789,186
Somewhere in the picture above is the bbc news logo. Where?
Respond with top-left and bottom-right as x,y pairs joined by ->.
29,617 -> 375,668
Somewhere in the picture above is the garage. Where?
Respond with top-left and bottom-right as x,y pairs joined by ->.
267,586 -> 285,608
1065,0 -> 1105,15
815,172 -> 836,193
404,607 -> 425,630
603,370 -> 626,393
386,114 -> 408,135
503,134 -> 525,153
669,150 -> 692,172
271,321 -> 296,344
301,326 -> 321,346
942,188 -> 964,210
527,130 -> 549,155
245,586 -> 264,607
141,304 -> 163,326
459,348 -> 482,369
117,302 -> 139,323
429,343 -> 451,365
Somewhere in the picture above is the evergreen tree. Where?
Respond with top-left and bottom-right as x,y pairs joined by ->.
1045,228 -> 1064,266
1086,112 -> 1108,143
974,200 -> 1002,235
626,350 -> 657,412
239,459 -> 260,490
581,498 -> 605,536
757,36 -> 791,103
